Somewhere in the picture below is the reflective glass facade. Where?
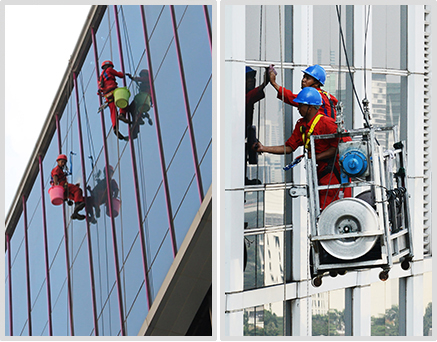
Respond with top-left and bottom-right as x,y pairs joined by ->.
5,5 -> 211,336
225,5 -> 432,337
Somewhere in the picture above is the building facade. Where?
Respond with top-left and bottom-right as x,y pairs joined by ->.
224,5 -> 432,336
5,5 -> 212,336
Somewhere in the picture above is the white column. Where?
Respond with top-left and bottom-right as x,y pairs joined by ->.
352,285 -> 371,336
406,274 -> 424,336
407,5 -> 425,262
224,5 -> 246,336
291,296 -> 312,336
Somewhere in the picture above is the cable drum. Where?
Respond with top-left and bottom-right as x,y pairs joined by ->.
317,198 -> 379,260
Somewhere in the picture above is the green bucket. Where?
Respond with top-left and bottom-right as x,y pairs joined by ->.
114,87 -> 131,109
134,92 -> 151,113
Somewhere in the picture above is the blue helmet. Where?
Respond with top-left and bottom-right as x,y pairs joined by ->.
246,66 -> 256,76
302,64 -> 326,86
294,87 -> 322,106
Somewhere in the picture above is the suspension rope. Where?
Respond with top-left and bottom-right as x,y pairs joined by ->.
278,5 -> 289,336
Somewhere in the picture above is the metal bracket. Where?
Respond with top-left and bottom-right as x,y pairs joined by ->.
289,186 -> 307,198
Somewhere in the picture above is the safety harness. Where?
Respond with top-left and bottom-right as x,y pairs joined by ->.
301,114 -> 342,182
317,89 -> 337,119
301,114 -> 323,150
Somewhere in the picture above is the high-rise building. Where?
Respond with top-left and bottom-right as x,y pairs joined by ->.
5,5 -> 212,336
225,5 -> 432,336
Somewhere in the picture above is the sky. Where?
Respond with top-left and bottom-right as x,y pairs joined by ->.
5,5 -> 92,214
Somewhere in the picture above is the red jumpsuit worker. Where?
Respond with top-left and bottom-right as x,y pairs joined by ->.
254,87 -> 351,210
51,154 -> 86,220
270,64 -> 338,120
98,60 -> 129,140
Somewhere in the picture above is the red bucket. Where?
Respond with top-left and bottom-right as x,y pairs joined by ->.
48,185 -> 65,205
106,198 -> 120,218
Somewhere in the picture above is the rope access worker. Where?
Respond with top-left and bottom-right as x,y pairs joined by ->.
253,87 -> 351,210
270,64 -> 338,120
86,165 -> 119,224
51,154 -> 86,220
245,66 -> 270,185
98,60 -> 130,141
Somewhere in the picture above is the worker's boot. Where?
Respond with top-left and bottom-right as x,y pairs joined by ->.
73,201 -> 86,214
113,128 -> 128,141
71,212 -> 86,220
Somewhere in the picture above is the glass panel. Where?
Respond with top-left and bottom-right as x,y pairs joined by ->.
244,302 -> 284,336
372,6 -> 401,69
265,190 -> 284,227
423,272 -> 432,336
150,233 -> 174,300
313,6 -> 350,67
312,289 -> 345,336
244,190 -> 264,229
264,231 -> 284,286
371,278 -> 400,336
246,6 -> 285,63
244,234 -> 264,290
372,74 -> 403,149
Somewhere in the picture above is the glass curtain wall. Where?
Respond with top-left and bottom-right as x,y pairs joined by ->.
5,5 -> 211,336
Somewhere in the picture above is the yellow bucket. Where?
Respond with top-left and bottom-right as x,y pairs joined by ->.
114,87 -> 131,109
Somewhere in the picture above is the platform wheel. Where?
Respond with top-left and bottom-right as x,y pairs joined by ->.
338,270 -> 347,276
329,271 -> 338,278
311,276 -> 322,287
401,259 -> 411,271
379,270 -> 389,281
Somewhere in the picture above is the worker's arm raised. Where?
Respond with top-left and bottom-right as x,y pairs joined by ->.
254,141 -> 293,155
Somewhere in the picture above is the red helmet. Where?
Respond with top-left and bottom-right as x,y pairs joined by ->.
57,154 -> 68,161
101,60 -> 114,69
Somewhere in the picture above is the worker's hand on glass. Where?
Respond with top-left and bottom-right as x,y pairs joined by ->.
126,73 -> 133,79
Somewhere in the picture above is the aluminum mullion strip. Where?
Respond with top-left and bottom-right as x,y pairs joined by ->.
38,156 -> 53,335
203,5 -> 212,53
91,18 -> 126,335
21,196 -> 32,335
170,5 -> 204,204
114,4 -> 153,310
55,114 -> 75,336
6,234 -> 13,336
73,72 -> 99,336
140,5 -> 177,257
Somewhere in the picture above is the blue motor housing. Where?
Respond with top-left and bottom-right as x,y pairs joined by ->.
339,149 -> 368,182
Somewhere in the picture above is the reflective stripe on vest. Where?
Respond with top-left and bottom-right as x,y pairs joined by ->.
301,114 -> 323,150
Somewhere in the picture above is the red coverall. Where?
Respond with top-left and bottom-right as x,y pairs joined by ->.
51,166 -> 84,203
277,86 -> 338,120
99,67 -> 128,128
286,114 -> 351,210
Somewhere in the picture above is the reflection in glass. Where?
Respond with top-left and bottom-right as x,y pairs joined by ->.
244,302 -> 284,336
370,279 -> 400,336
312,289 -> 345,336
244,234 -> 264,290
245,190 -> 264,229
265,190 -> 284,227
423,272 -> 432,336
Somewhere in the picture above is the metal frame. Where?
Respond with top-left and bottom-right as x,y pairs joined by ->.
55,114 -> 75,336
6,234 -> 13,336
72,72 -> 99,336
115,5 -> 153,309
170,5 -> 204,204
140,5 -> 178,257
39,156 -> 53,335
91,20 -> 126,335
22,195 -> 32,336
307,126 -> 413,283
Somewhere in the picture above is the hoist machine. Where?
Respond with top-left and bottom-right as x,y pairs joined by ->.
290,100 -> 414,287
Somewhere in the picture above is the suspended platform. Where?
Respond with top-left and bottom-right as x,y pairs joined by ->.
294,124 -> 414,287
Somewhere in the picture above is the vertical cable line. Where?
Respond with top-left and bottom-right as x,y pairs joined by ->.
22,196 -> 32,336
170,5 -> 205,203
38,156 -> 53,336
118,5 -> 153,310
73,72 -> 99,336
91,22 -> 126,335
278,5 -> 289,336
55,114 -> 75,336
141,5 -> 178,257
